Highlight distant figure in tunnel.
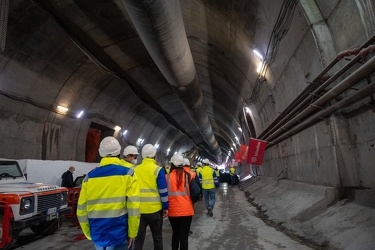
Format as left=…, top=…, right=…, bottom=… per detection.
left=229, top=165, right=236, bottom=186
left=122, top=145, right=139, bottom=168
left=133, top=144, right=169, bottom=250
left=61, top=166, right=75, bottom=188
left=198, top=159, right=220, bottom=217
left=166, top=154, right=195, bottom=250
left=77, top=136, right=140, bottom=250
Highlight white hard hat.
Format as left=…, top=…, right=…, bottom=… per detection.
left=197, top=162, right=202, bottom=166
left=123, top=145, right=139, bottom=156
left=142, top=144, right=156, bottom=158
left=183, top=158, right=190, bottom=166
left=170, top=154, right=184, bottom=166
left=99, top=136, right=121, bottom=157
left=202, top=159, right=210, bottom=164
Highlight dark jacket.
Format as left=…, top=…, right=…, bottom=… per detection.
left=61, top=170, right=74, bottom=188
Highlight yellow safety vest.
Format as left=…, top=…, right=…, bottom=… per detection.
left=201, top=166, right=215, bottom=189
left=134, top=158, right=165, bottom=214
left=121, top=159, right=134, bottom=168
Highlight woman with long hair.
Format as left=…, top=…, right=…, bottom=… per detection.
left=166, top=154, right=194, bottom=250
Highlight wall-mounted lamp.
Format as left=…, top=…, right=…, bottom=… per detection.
left=76, top=110, right=84, bottom=118
left=56, top=105, right=69, bottom=114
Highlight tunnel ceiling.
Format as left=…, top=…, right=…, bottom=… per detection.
left=1, top=0, right=274, bottom=163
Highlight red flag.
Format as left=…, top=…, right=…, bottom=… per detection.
left=247, top=138, right=268, bottom=165
left=235, top=152, right=241, bottom=162
left=239, top=144, right=248, bottom=162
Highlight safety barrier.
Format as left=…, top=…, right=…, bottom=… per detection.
left=65, top=188, right=86, bottom=241
left=65, top=187, right=81, bottom=218
left=0, top=202, right=12, bottom=249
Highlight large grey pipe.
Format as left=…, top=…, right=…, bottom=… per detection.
left=122, top=0, right=222, bottom=161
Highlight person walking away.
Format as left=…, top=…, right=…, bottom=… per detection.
left=229, top=165, right=236, bottom=186
left=122, top=145, right=139, bottom=168
left=195, top=162, right=203, bottom=200
left=133, top=144, right=169, bottom=250
left=167, top=154, right=194, bottom=250
left=77, top=136, right=140, bottom=250
left=198, top=159, right=220, bottom=217
left=214, top=167, right=220, bottom=181
left=61, top=166, right=75, bottom=188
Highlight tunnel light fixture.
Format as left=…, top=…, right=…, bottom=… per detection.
left=154, top=143, right=159, bottom=149
left=238, top=127, right=242, bottom=132
left=174, top=151, right=177, bottom=155
left=167, top=148, right=170, bottom=154
left=122, top=130, right=128, bottom=136
left=137, top=138, right=144, bottom=146
left=256, top=61, right=263, bottom=73
left=114, top=126, right=121, bottom=131
left=245, top=107, right=251, bottom=114
left=76, top=110, right=84, bottom=118
left=56, top=105, right=69, bottom=114
left=230, top=147, right=233, bottom=150
left=253, top=49, right=263, bottom=60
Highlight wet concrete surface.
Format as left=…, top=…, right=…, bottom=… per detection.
left=12, top=183, right=312, bottom=250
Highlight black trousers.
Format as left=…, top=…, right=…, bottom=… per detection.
left=134, top=210, right=163, bottom=250
left=168, top=216, right=193, bottom=250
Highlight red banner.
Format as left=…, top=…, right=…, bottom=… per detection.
left=247, top=138, right=268, bottom=165
left=239, top=144, right=248, bottom=162
left=235, top=152, right=241, bottom=162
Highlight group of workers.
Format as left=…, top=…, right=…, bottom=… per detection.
left=76, top=136, right=220, bottom=250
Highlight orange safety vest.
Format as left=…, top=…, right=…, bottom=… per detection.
left=166, top=169, right=194, bottom=217
left=183, top=166, right=196, bottom=179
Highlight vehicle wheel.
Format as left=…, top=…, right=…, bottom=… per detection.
left=30, top=217, right=63, bottom=236
left=0, top=214, right=17, bottom=250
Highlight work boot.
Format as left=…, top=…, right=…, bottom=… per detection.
left=208, top=208, right=213, bottom=217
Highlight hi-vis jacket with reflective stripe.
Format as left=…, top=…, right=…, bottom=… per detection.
left=121, top=159, right=134, bottom=168
left=166, top=169, right=194, bottom=217
left=134, top=158, right=169, bottom=214
left=77, top=157, right=140, bottom=247
left=198, top=165, right=220, bottom=189
left=230, top=167, right=235, bottom=175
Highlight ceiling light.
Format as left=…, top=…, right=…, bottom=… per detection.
left=256, top=61, right=263, bottom=73
left=122, top=130, right=128, bottom=136
left=238, top=127, right=242, bottom=132
left=154, top=143, right=159, bottom=149
left=253, top=49, right=263, bottom=60
left=76, top=110, right=84, bottom=118
left=56, top=105, right=69, bottom=114
left=114, top=126, right=121, bottom=131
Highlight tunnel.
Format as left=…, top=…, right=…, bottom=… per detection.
left=0, top=0, right=374, bottom=249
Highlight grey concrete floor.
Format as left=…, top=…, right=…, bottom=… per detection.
left=12, top=183, right=312, bottom=250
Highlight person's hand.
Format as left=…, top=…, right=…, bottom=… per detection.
left=163, top=209, right=168, bottom=218
left=127, top=237, right=133, bottom=249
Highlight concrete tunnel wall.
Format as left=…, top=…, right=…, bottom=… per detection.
left=251, top=0, right=375, bottom=190
left=0, top=0, right=374, bottom=191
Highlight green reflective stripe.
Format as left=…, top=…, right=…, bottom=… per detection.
left=127, top=196, right=140, bottom=202
left=160, top=196, right=168, bottom=202
left=154, top=166, right=161, bottom=176
left=159, top=188, right=167, bottom=193
left=140, top=189, right=158, bottom=193
left=169, top=191, right=189, bottom=196
left=202, top=180, right=213, bottom=184
left=77, top=204, right=86, bottom=210
left=77, top=215, right=88, bottom=223
left=140, top=197, right=161, bottom=202
left=87, top=197, right=126, bottom=205
left=88, top=208, right=126, bottom=218
left=127, top=207, right=140, bottom=216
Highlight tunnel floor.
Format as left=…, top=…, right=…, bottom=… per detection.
left=12, top=183, right=312, bottom=250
